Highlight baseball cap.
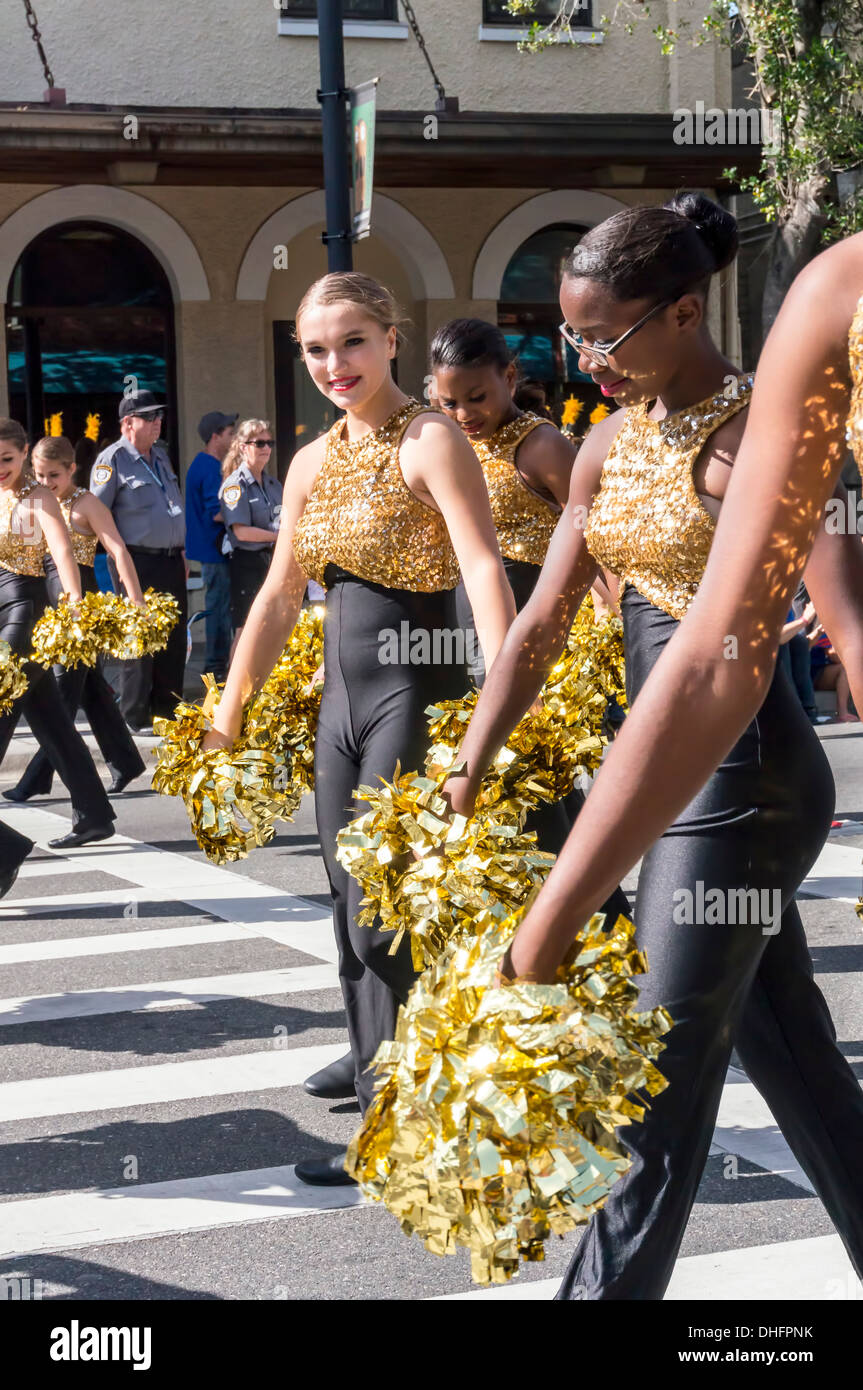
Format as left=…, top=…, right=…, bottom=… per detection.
left=198, top=411, right=239, bottom=443
left=119, top=390, right=166, bottom=421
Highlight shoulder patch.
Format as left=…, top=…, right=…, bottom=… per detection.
left=92, top=463, right=113, bottom=486
left=223, top=484, right=242, bottom=507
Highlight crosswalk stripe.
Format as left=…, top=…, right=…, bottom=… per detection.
left=0, top=1041, right=347, bottom=1122
left=0, top=805, right=339, bottom=964
left=433, top=1233, right=863, bottom=1301
left=0, top=1162, right=365, bottom=1259
left=0, top=922, right=258, bottom=965
left=16, top=858, right=93, bottom=880
left=0, top=962, right=340, bottom=1027
left=714, top=1066, right=821, bottom=1192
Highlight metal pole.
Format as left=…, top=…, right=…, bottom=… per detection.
left=317, top=0, right=353, bottom=273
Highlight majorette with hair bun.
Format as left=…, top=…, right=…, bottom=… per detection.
left=419, top=197, right=863, bottom=1296
left=0, top=419, right=116, bottom=854
left=429, top=314, right=631, bottom=917
left=194, top=270, right=518, bottom=1186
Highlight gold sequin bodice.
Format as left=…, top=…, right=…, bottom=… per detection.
left=585, top=377, right=754, bottom=621
left=0, top=477, right=48, bottom=577
left=472, top=413, right=560, bottom=566
left=848, top=294, right=863, bottom=467
left=293, top=401, right=460, bottom=592
left=61, top=488, right=98, bottom=567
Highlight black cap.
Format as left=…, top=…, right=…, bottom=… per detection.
left=119, top=390, right=166, bottom=421
left=198, top=411, right=239, bottom=444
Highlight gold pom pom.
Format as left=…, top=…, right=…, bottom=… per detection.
left=337, top=766, right=554, bottom=970
left=0, top=641, right=28, bottom=714
left=104, top=589, right=180, bottom=660
left=152, top=606, right=324, bottom=863
left=347, top=908, right=672, bottom=1285
left=30, top=592, right=119, bottom=669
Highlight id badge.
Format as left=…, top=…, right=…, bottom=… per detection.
left=168, top=502, right=182, bottom=516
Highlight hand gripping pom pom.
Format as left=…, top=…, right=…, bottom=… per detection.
left=346, top=908, right=672, bottom=1285
left=336, top=765, right=556, bottom=970
left=30, top=592, right=121, bottom=669
left=152, top=607, right=324, bottom=863
left=0, top=641, right=28, bottom=714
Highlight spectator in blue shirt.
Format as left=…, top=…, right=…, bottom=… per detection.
left=185, top=411, right=237, bottom=680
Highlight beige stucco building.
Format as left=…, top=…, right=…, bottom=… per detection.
left=0, top=0, right=758, bottom=474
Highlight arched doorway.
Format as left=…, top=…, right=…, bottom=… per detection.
left=498, top=222, right=606, bottom=434
left=5, top=221, right=177, bottom=456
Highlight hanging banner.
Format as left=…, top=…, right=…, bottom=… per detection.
left=349, top=78, right=379, bottom=240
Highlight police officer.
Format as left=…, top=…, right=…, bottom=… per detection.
left=219, top=418, right=281, bottom=652
left=90, top=391, right=188, bottom=730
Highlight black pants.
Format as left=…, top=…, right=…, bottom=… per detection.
left=0, top=568, right=114, bottom=831
left=109, top=549, right=188, bottom=726
left=314, top=568, right=464, bottom=1113
left=456, top=558, right=631, bottom=924
left=0, top=818, right=33, bottom=874
left=556, top=589, right=863, bottom=1299
left=14, top=564, right=145, bottom=796
left=229, top=547, right=270, bottom=629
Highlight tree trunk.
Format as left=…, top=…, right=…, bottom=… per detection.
left=761, top=172, right=831, bottom=334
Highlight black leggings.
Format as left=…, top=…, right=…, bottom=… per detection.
left=13, top=564, right=144, bottom=796
left=314, top=567, right=464, bottom=1113
left=455, top=557, right=631, bottom=923
left=0, top=567, right=113, bottom=833
left=557, top=588, right=863, bottom=1299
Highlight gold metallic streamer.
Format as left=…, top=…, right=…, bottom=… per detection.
left=347, top=907, right=672, bottom=1285
left=0, top=640, right=28, bottom=714
left=152, top=606, right=324, bottom=863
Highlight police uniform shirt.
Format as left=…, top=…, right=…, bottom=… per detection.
left=220, top=464, right=282, bottom=553
left=90, top=439, right=185, bottom=550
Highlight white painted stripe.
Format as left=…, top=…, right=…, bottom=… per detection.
left=714, top=1067, right=815, bottom=1192
left=0, top=805, right=339, bottom=964
left=0, top=921, right=259, bottom=965
left=0, top=1162, right=364, bottom=1259
left=0, top=1041, right=347, bottom=1122
left=434, top=1233, right=863, bottom=1301
left=801, top=841, right=863, bottom=903
left=0, top=962, right=340, bottom=1027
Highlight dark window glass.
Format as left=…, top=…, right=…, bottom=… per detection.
left=483, top=1, right=591, bottom=25
left=500, top=223, right=584, bottom=304
left=282, top=1, right=398, bottom=18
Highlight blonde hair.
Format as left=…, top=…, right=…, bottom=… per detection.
left=0, top=418, right=28, bottom=451
left=32, top=435, right=75, bottom=467
left=222, top=418, right=272, bottom=479
left=294, top=272, right=409, bottom=349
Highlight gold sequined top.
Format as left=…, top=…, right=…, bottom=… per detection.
left=848, top=293, right=863, bottom=468
left=471, top=412, right=561, bottom=566
left=0, top=476, right=48, bottom=578
left=293, top=400, right=460, bottom=592
left=61, top=488, right=98, bottom=568
left=584, top=376, right=754, bottom=620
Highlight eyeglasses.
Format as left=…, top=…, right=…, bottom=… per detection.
left=133, top=413, right=164, bottom=423
left=247, top=439, right=274, bottom=449
left=559, top=298, right=676, bottom=368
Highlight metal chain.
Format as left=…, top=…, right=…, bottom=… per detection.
left=399, top=1, right=446, bottom=102
left=21, top=0, right=55, bottom=88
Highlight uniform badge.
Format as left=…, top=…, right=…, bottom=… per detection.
left=223, top=484, right=242, bottom=507
left=92, top=464, right=113, bottom=485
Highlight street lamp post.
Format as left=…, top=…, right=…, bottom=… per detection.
left=317, top=0, right=353, bottom=273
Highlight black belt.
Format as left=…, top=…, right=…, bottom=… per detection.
left=128, top=546, right=184, bottom=557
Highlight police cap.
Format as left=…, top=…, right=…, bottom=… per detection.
left=119, top=390, right=167, bottom=421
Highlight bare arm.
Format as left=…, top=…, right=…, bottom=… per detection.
left=76, top=493, right=145, bottom=605
left=503, top=236, right=862, bottom=981
left=29, top=489, right=82, bottom=601
left=207, top=440, right=324, bottom=744
left=802, top=485, right=863, bottom=710
left=400, top=413, right=516, bottom=669
left=445, top=414, right=621, bottom=800
left=515, top=421, right=577, bottom=508
left=231, top=525, right=278, bottom=545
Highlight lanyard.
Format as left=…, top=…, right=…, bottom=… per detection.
left=138, top=453, right=166, bottom=492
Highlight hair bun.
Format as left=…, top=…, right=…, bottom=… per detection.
left=664, top=191, right=738, bottom=272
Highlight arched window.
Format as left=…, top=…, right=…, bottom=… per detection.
left=498, top=222, right=606, bottom=435
left=5, top=221, right=177, bottom=457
